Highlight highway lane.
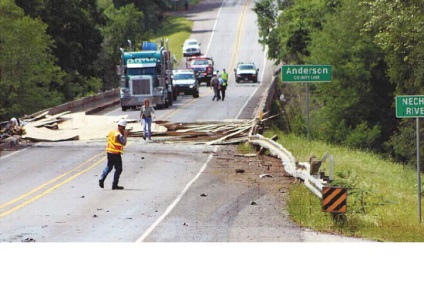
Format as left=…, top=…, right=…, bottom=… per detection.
left=0, top=0, right=272, bottom=242
left=0, top=0, right=366, bottom=243
left=0, top=139, right=219, bottom=241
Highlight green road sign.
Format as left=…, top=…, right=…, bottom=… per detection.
left=282, top=65, right=332, bottom=82
left=396, top=95, right=424, bottom=118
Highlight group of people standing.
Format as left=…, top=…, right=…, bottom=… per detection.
left=210, top=69, right=228, bottom=101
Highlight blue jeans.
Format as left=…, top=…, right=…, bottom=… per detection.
left=143, top=117, right=152, bottom=139
left=100, top=153, right=122, bottom=186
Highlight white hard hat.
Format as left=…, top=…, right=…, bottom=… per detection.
left=118, top=119, right=127, bottom=127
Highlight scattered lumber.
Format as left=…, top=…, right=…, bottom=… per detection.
left=2, top=112, right=256, bottom=146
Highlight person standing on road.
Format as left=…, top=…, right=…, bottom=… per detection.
left=140, top=98, right=155, bottom=140
left=218, top=75, right=223, bottom=98
left=184, top=0, right=189, bottom=11
left=99, top=119, right=129, bottom=190
left=210, top=72, right=221, bottom=101
left=220, top=68, right=228, bottom=101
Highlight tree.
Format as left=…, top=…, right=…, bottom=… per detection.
left=362, top=0, right=424, bottom=166
left=362, top=0, right=424, bottom=95
left=14, top=0, right=44, bottom=16
left=15, top=0, right=106, bottom=101
left=0, top=0, right=63, bottom=120
left=113, top=0, right=170, bottom=34
left=254, top=0, right=331, bottom=64
left=98, top=4, right=146, bottom=89
left=252, top=0, right=282, bottom=62
left=306, top=0, right=395, bottom=150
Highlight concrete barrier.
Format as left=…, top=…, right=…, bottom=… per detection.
left=30, top=89, right=119, bottom=118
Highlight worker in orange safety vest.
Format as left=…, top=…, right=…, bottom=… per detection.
left=98, top=119, right=129, bottom=190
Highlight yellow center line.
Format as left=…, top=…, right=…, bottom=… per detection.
left=0, top=156, right=106, bottom=217
left=160, top=97, right=197, bottom=120
left=0, top=151, right=104, bottom=210
left=0, top=1, right=252, bottom=218
left=0, top=146, right=122, bottom=218
left=227, top=0, right=251, bottom=80
left=161, top=89, right=215, bottom=120
left=163, top=1, right=250, bottom=121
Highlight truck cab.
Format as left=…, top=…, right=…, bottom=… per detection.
left=118, top=42, right=175, bottom=111
left=186, top=56, right=214, bottom=86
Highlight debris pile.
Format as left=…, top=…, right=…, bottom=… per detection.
left=0, top=117, right=26, bottom=150
left=148, top=119, right=253, bottom=145
left=1, top=111, right=254, bottom=149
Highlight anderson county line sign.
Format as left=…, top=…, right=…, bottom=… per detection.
left=396, top=95, right=424, bottom=118
left=282, top=65, right=332, bottom=82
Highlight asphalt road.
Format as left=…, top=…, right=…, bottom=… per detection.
left=0, top=0, right=369, bottom=243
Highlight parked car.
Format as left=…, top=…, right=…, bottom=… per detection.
left=234, top=62, right=259, bottom=83
left=172, top=69, right=199, bottom=98
left=182, top=39, right=201, bottom=57
left=186, top=56, right=214, bottom=86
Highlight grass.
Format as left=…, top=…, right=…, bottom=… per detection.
left=263, top=126, right=424, bottom=242
left=151, top=16, right=193, bottom=63
left=145, top=0, right=202, bottom=62
left=100, top=1, right=424, bottom=242
left=97, top=0, right=193, bottom=63
left=146, top=7, right=424, bottom=242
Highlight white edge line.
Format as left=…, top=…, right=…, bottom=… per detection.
left=136, top=2, right=226, bottom=242
left=0, top=144, right=33, bottom=160
left=205, top=1, right=225, bottom=55
left=135, top=146, right=218, bottom=242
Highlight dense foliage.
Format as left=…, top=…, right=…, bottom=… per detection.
left=0, top=1, right=63, bottom=118
left=0, top=0, right=174, bottom=120
left=254, top=0, right=424, bottom=168
left=3, top=0, right=423, bottom=168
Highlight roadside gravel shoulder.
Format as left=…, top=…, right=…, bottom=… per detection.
left=166, top=0, right=372, bottom=242
left=211, top=144, right=373, bottom=242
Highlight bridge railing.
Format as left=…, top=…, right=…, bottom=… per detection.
left=29, top=89, right=119, bottom=118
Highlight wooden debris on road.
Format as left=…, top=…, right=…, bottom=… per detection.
left=259, top=174, right=273, bottom=178
left=234, top=153, right=257, bottom=157
left=155, top=119, right=253, bottom=145
left=3, top=111, right=254, bottom=146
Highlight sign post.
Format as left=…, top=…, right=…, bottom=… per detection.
left=396, top=95, right=424, bottom=223
left=281, top=65, right=332, bottom=140
left=171, top=0, right=179, bottom=12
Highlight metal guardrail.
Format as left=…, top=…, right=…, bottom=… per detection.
left=248, top=133, right=324, bottom=199
left=249, top=70, right=325, bottom=198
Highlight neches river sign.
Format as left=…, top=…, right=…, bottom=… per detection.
left=282, top=65, right=332, bottom=82
left=395, top=95, right=424, bottom=223
left=396, top=96, right=424, bottom=118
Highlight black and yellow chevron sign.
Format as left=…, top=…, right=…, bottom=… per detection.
left=322, top=187, right=347, bottom=213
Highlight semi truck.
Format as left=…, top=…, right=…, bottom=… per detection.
left=118, top=40, right=175, bottom=111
